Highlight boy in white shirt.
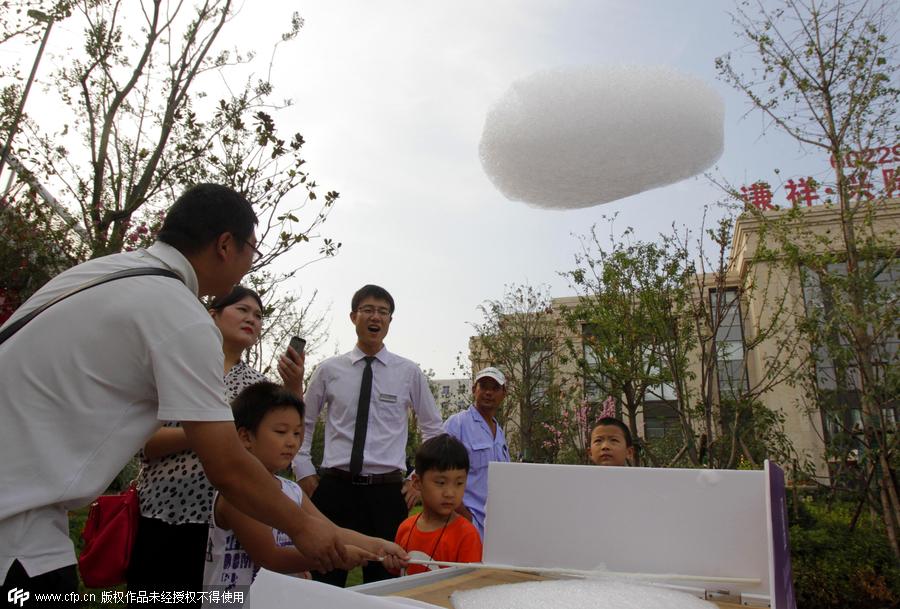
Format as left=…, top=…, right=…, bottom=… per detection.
left=203, top=382, right=407, bottom=605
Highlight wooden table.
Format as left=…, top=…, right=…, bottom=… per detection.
left=375, top=568, right=748, bottom=609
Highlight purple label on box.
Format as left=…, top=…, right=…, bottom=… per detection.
left=768, top=462, right=796, bottom=609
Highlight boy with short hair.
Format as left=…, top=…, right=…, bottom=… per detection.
left=587, top=417, right=634, bottom=467
left=394, top=434, right=483, bottom=576
left=203, top=382, right=407, bottom=604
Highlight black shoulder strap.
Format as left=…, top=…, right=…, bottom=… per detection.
left=0, top=267, right=182, bottom=346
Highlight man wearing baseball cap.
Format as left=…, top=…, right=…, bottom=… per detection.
left=443, top=367, right=511, bottom=539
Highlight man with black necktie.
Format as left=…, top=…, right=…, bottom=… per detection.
left=292, top=284, right=444, bottom=586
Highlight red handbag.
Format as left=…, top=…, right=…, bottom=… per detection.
left=78, top=483, right=140, bottom=588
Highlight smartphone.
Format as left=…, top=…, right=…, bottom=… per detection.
left=288, top=336, right=306, bottom=356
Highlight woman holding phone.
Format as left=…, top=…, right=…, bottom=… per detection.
left=126, top=285, right=305, bottom=602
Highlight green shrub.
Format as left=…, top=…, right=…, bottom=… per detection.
left=790, top=499, right=900, bottom=609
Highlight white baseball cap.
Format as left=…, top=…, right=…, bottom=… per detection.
left=474, top=367, right=506, bottom=387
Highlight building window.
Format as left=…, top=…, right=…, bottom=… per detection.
left=885, top=407, right=898, bottom=430
left=801, top=259, right=899, bottom=442
left=581, top=324, right=605, bottom=403
left=528, top=337, right=554, bottom=405
left=643, top=401, right=680, bottom=440
left=710, top=288, right=749, bottom=399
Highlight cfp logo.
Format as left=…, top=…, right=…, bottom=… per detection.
left=7, top=588, right=29, bottom=607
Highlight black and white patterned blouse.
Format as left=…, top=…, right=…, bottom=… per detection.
left=137, top=361, right=267, bottom=524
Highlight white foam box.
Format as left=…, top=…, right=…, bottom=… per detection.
left=357, top=460, right=795, bottom=609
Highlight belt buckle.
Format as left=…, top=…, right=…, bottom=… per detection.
left=351, top=473, right=372, bottom=485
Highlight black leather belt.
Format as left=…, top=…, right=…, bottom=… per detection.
left=320, top=467, right=405, bottom=486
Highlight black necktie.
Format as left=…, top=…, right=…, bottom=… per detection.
left=349, top=356, right=376, bottom=476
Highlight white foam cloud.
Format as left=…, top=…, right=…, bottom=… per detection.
left=479, top=65, right=724, bottom=209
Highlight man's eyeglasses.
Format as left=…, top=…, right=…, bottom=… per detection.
left=245, top=239, right=263, bottom=263
left=357, top=305, right=392, bottom=317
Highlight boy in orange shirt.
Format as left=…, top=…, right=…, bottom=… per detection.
left=395, top=434, right=483, bottom=575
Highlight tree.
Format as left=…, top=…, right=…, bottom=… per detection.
left=560, top=222, right=690, bottom=467
left=562, top=212, right=808, bottom=470
left=0, top=186, right=82, bottom=323
left=542, top=396, right=615, bottom=465
left=0, top=2, right=72, bottom=49
left=469, top=284, right=571, bottom=462
left=717, top=0, right=900, bottom=557
left=1, top=1, right=340, bottom=361
left=244, top=284, right=331, bottom=376
left=669, top=209, right=808, bottom=471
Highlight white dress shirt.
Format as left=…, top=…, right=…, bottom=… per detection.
left=0, top=242, right=232, bottom=580
left=292, top=345, right=443, bottom=479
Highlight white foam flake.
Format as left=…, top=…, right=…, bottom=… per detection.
left=478, top=65, right=724, bottom=209
left=451, top=579, right=718, bottom=609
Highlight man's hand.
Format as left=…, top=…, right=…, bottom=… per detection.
left=288, top=519, right=347, bottom=573
left=401, top=479, right=420, bottom=510
left=369, top=539, right=410, bottom=573
left=341, top=544, right=378, bottom=570
left=299, top=474, right=319, bottom=498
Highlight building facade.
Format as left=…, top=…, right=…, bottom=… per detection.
left=470, top=199, right=899, bottom=477
left=432, top=378, right=471, bottom=417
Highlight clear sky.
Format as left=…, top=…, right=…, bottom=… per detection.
left=4, top=1, right=841, bottom=377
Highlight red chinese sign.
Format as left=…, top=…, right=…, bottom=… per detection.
left=741, top=144, right=899, bottom=210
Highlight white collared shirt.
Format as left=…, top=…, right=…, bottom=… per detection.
left=0, top=242, right=232, bottom=580
left=292, top=345, right=443, bottom=478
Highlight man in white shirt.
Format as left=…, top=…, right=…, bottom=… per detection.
left=293, top=284, right=444, bottom=586
left=0, top=184, right=354, bottom=602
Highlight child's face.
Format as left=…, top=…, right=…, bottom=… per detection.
left=414, top=468, right=468, bottom=519
left=588, top=425, right=633, bottom=466
left=239, top=407, right=304, bottom=473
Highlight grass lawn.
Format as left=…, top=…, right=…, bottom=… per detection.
left=346, top=567, right=363, bottom=587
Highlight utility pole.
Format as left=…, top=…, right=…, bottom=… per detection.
left=0, top=10, right=55, bottom=182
